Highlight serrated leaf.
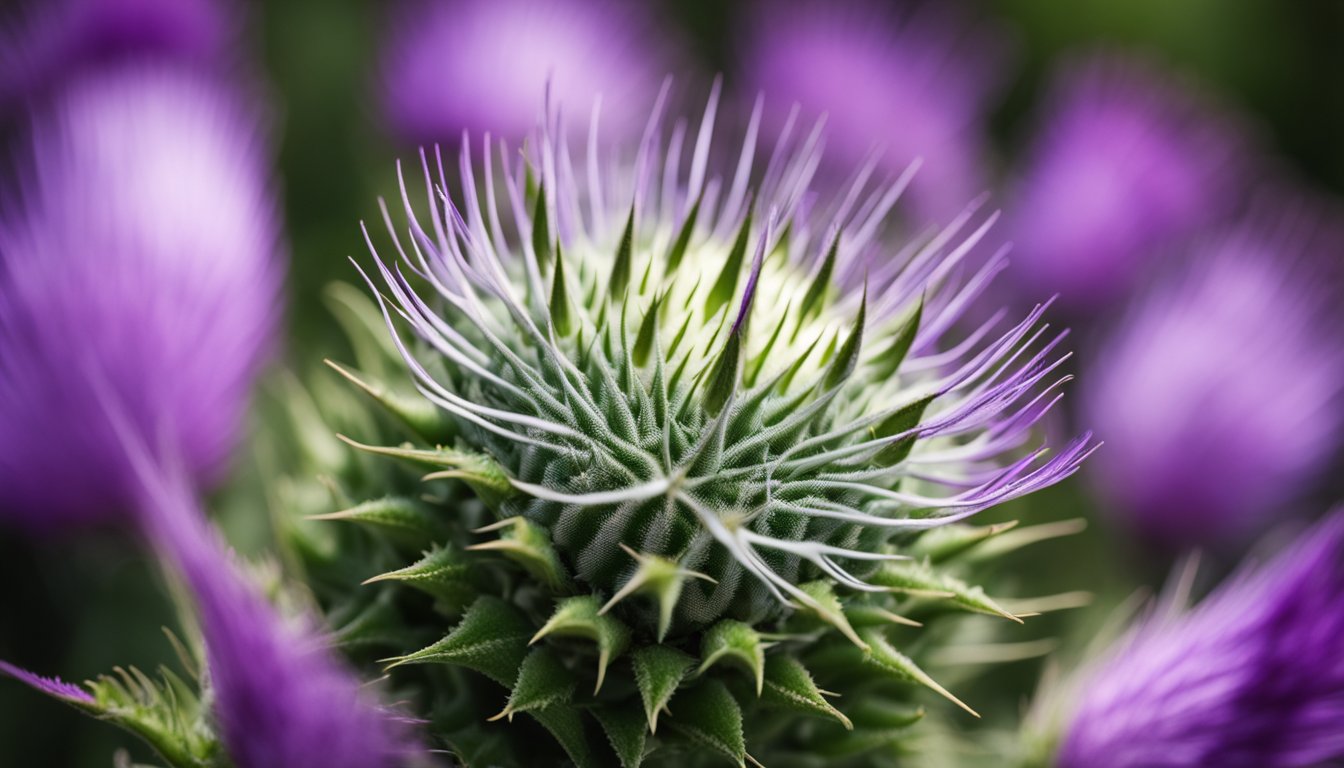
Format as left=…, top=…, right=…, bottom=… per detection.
left=859, top=627, right=977, bottom=717
left=632, top=645, right=694, bottom=733
left=705, top=212, right=753, bottom=319
left=697, top=621, right=765, bottom=695
left=468, top=517, right=570, bottom=592
left=532, top=596, right=631, bottom=693
left=871, top=562, right=1022, bottom=623
left=760, top=655, right=851, bottom=729
left=870, top=395, right=934, bottom=467
left=390, top=596, right=531, bottom=685
left=529, top=704, right=601, bottom=768
left=306, top=496, right=446, bottom=542
left=492, top=647, right=574, bottom=722
left=363, top=545, right=474, bottom=604
left=665, top=680, right=746, bottom=767
left=594, top=705, right=649, bottom=768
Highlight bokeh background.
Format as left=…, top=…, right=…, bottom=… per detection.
left=2, top=0, right=1342, bottom=763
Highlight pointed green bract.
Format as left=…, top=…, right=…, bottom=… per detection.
left=493, top=647, right=574, bottom=722
left=307, top=496, right=446, bottom=542
left=468, top=517, right=570, bottom=592
left=860, top=628, right=977, bottom=718
left=632, top=645, right=694, bottom=733
left=697, top=620, right=766, bottom=696
left=760, top=656, right=851, bottom=729
left=593, top=705, right=650, bottom=768
left=391, top=596, right=532, bottom=686
left=363, top=545, right=474, bottom=604
left=532, top=596, right=631, bottom=693
left=665, top=680, right=748, bottom=767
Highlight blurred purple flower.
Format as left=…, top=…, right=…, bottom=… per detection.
left=0, top=66, right=281, bottom=530
left=1058, top=510, right=1344, bottom=768
left=0, top=0, right=234, bottom=109
left=1008, top=56, right=1245, bottom=307
left=379, top=0, right=677, bottom=145
left=1083, top=204, right=1343, bottom=548
left=737, top=0, right=1010, bottom=223
left=0, top=661, right=95, bottom=705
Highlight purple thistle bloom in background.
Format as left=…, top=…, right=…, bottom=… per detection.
left=1083, top=203, right=1343, bottom=548
left=737, top=0, right=1011, bottom=223
left=1057, top=510, right=1344, bottom=767
left=379, top=0, right=679, bottom=146
left=0, top=0, right=234, bottom=109
left=1008, top=55, right=1246, bottom=308
left=0, top=65, right=281, bottom=529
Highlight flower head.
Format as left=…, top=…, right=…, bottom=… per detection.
left=737, top=0, right=1011, bottom=223
left=0, top=65, right=281, bottom=529
left=0, top=0, right=234, bottom=108
left=1008, top=55, right=1246, bottom=307
left=1057, top=510, right=1344, bottom=768
left=379, top=0, right=679, bottom=146
left=1083, top=202, right=1343, bottom=547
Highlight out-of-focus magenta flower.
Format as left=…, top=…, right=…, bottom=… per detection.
left=0, top=66, right=281, bottom=529
left=0, top=0, right=234, bottom=109
left=1057, top=510, right=1344, bottom=767
left=1083, top=206, right=1343, bottom=548
left=737, top=0, right=1010, bottom=223
left=379, top=0, right=677, bottom=145
left=1008, top=56, right=1245, bottom=307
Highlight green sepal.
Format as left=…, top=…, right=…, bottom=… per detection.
left=664, top=194, right=702, bottom=274
left=337, top=435, right=514, bottom=508
left=705, top=212, right=753, bottom=319
left=665, top=680, right=748, bottom=767
left=532, top=596, right=631, bottom=693
left=760, top=655, right=851, bottom=729
left=608, top=204, right=636, bottom=302
left=703, top=326, right=742, bottom=418
left=363, top=545, right=475, bottom=605
left=532, top=182, right=552, bottom=270
left=632, top=645, right=695, bottom=733
left=696, top=620, right=766, bottom=696
left=795, top=581, right=866, bottom=649
left=551, top=242, right=577, bottom=337
left=872, top=295, right=923, bottom=378
left=492, top=646, right=574, bottom=722
left=822, top=288, right=865, bottom=391
left=306, top=496, right=447, bottom=543
left=601, top=546, right=711, bottom=642
left=871, top=561, right=1022, bottom=623
left=859, top=627, right=977, bottom=718
left=468, top=517, right=570, bottom=592
left=797, top=231, right=838, bottom=326
left=389, top=595, right=531, bottom=686
left=870, top=395, right=934, bottom=467
left=593, top=705, right=650, bottom=768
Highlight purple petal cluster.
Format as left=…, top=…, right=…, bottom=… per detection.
left=0, top=66, right=281, bottom=529
left=0, top=0, right=234, bottom=108
left=379, top=0, right=677, bottom=145
left=737, top=0, right=1010, bottom=223
left=1058, top=510, right=1344, bottom=768
left=1008, top=55, right=1245, bottom=307
left=1083, top=207, right=1343, bottom=547
left=130, top=459, right=415, bottom=768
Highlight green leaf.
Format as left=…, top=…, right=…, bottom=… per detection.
left=664, top=194, right=702, bottom=274
left=795, top=581, right=865, bottom=649
left=467, top=517, right=570, bottom=592
left=389, top=596, right=532, bottom=686
left=665, top=680, right=747, bottom=767
left=593, top=705, right=650, bottom=768
left=609, top=204, right=636, bottom=302
left=336, top=435, right=515, bottom=507
left=870, top=562, right=1022, bottom=623
left=632, top=293, right=662, bottom=369
left=797, top=231, right=838, bottom=326
left=492, top=647, right=574, bottom=722
left=859, top=627, right=977, bottom=718
left=532, top=596, right=631, bottom=693
left=600, top=546, right=712, bottom=642
left=823, top=289, right=865, bottom=390
left=551, top=242, right=576, bottom=337
left=870, top=395, right=934, bottom=467
left=532, top=182, right=552, bottom=270
left=873, top=296, right=923, bottom=378
left=705, top=212, right=753, bottom=319
left=632, top=645, right=694, bottom=733
left=760, top=655, right=851, bottom=729
left=363, top=546, right=475, bottom=604
left=696, top=621, right=765, bottom=696
left=306, top=496, right=446, bottom=543
left=529, top=704, right=601, bottom=768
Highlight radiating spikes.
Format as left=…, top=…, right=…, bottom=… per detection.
left=798, top=228, right=839, bottom=326
left=706, top=211, right=754, bottom=320
left=608, top=204, right=636, bottom=303
left=688, top=75, right=722, bottom=203
left=549, top=243, right=576, bottom=337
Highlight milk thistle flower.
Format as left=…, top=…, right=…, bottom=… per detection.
left=379, top=0, right=679, bottom=146
left=0, top=66, right=280, bottom=528
left=1053, top=510, right=1344, bottom=768
left=0, top=0, right=234, bottom=109
left=1083, top=203, right=1343, bottom=548
left=737, top=0, right=1011, bottom=223
left=1007, top=55, right=1245, bottom=307
left=299, top=84, right=1094, bottom=766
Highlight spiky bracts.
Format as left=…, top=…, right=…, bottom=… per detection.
left=307, top=90, right=1093, bottom=766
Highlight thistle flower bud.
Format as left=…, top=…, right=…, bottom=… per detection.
left=0, top=66, right=281, bottom=528
left=379, top=0, right=679, bottom=146
left=0, top=0, right=235, bottom=108
left=1008, top=55, right=1247, bottom=307
left=1054, top=511, right=1344, bottom=768
left=1083, top=203, right=1343, bottom=548
left=737, top=0, right=1010, bottom=223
